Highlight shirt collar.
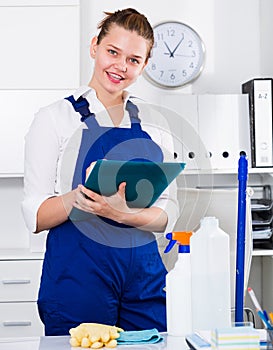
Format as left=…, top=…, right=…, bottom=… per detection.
left=72, top=85, right=93, bottom=100
left=73, top=86, right=132, bottom=107
left=72, top=86, right=135, bottom=126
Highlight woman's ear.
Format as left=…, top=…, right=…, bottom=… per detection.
left=90, top=36, right=98, bottom=58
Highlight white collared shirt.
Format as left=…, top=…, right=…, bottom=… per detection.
left=22, top=86, right=179, bottom=233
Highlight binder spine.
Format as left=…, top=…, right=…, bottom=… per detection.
left=242, top=78, right=273, bottom=168
left=242, top=80, right=256, bottom=167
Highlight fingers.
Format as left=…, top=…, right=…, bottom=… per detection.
left=117, top=182, right=126, bottom=197
left=73, top=185, right=97, bottom=212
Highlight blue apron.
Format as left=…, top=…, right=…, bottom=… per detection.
left=37, top=96, right=167, bottom=336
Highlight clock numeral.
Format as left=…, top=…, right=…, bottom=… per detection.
left=170, top=73, right=176, bottom=80
left=167, top=29, right=175, bottom=37
left=189, top=62, right=194, bottom=68
left=157, top=33, right=164, bottom=41
left=192, top=50, right=196, bottom=57
left=151, top=63, right=157, bottom=70
left=188, top=40, right=193, bottom=48
left=182, top=70, right=187, bottom=77
left=160, top=70, right=164, bottom=78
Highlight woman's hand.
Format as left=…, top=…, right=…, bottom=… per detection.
left=73, top=183, right=168, bottom=232
left=73, top=182, right=131, bottom=222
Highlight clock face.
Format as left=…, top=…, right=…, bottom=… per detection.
left=144, top=21, right=205, bottom=88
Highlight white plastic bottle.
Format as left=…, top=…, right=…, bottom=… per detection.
left=190, top=217, right=231, bottom=331
left=165, top=231, right=193, bottom=336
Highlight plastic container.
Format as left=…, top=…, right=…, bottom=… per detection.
left=190, top=217, right=231, bottom=331
left=165, top=231, right=193, bottom=336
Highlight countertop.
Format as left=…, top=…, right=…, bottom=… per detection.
left=0, top=334, right=190, bottom=350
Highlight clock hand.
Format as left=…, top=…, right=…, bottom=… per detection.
left=175, top=54, right=194, bottom=57
left=171, top=35, right=184, bottom=56
left=175, top=51, right=196, bottom=58
left=164, top=41, right=174, bottom=58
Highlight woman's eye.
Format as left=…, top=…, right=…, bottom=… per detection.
left=108, top=49, right=117, bottom=55
left=130, top=58, right=139, bottom=64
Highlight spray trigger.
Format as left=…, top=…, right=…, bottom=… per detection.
left=164, top=233, right=177, bottom=253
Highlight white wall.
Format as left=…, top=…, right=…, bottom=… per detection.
left=80, top=0, right=273, bottom=103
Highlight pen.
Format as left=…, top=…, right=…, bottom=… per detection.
left=248, top=287, right=273, bottom=330
left=269, top=312, right=273, bottom=325
left=264, top=309, right=270, bottom=323
left=258, top=310, right=273, bottom=330
left=247, top=287, right=262, bottom=311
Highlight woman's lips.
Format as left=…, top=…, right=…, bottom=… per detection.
left=107, top=71, right=125, bottom=83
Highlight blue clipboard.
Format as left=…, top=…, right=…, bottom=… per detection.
left=84, top=159, right=185, bottom=208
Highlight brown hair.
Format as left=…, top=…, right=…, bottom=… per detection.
left=97, top=8, right=154, bottom=62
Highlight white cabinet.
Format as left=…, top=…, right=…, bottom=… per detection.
left=0, top=1, right=80, bottom=175
left=0, top=260, right=42, bottom=302
left=0, top=302, right=43, bottom=338
left=0, top=1, right=80, bottom=89
left=0, top=89, right=75, bottom=175
left=0, top=252, right=44, bottom=337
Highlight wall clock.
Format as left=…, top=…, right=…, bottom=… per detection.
left=144, top=21, right=205, bottom=88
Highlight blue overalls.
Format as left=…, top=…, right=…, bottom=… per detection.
left=37, top=96, right=168, bottom=336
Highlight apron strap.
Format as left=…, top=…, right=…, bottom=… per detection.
left=125, top=99, right=142, bottom=132
left=65, top=95, right=94, bottom=122
left=65, top=94, right=142, bottom=131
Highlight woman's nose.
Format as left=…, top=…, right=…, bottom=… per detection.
left=116, top=58, right=127, bottom=73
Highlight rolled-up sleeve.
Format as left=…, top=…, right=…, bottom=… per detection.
left=22, top=106, right=60, bottom=232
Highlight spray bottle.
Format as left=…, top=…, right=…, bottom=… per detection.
left=190, top=217, right=231, bottom=331
left=165, top=231, right=193, bottom=336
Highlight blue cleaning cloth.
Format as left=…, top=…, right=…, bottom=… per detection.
left=117, top=328, right=163, bottom=345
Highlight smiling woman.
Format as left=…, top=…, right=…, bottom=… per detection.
left=89, top=11, right=153, bottom=114
left=22, top=8, right=179, bottom=336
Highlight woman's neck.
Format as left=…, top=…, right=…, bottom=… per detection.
left=88, top=82, right=125, bottom=126
left=88, top=80, right=124, bottom=108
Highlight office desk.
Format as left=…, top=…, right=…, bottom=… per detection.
left=0, top=334, right=190, bottom=350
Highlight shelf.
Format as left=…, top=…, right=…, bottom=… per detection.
left=181, top=167, right=273, bottom=176
left=1, top=168, right=272, bottom=178
left=249, top=168, right=273, bottom=175
left=0, top=173, right=23, bottom=178
left=0, top=249, right=44, bottom=260
left=252, top=249, right=273, bottom=257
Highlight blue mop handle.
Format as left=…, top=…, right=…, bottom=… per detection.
left=235, top=154, right=248, bottom=323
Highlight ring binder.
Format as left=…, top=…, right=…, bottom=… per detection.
left=242, top=78, right=273, bottom=168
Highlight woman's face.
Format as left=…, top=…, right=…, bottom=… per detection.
left=90, top=24, right=149, bottom=95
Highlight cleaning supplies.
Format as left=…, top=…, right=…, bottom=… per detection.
left=165, top=231, right=193, bottom=336
left=69, top=323, right=124, bottom=348
left=191, top=217, right=231, bottom=331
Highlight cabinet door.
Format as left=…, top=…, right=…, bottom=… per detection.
left=0, top=302, right=44, bottom=337
left=0, top=3, right=79, bottom=89
left=0, top=260, right=43, bottom=301
left=0, top=89, right=74, bottom=174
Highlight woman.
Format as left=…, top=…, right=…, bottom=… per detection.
left=22, top=8, right=179, bottom=336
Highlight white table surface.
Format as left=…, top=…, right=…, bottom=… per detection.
left=0, top=334, right=190, bottom=350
